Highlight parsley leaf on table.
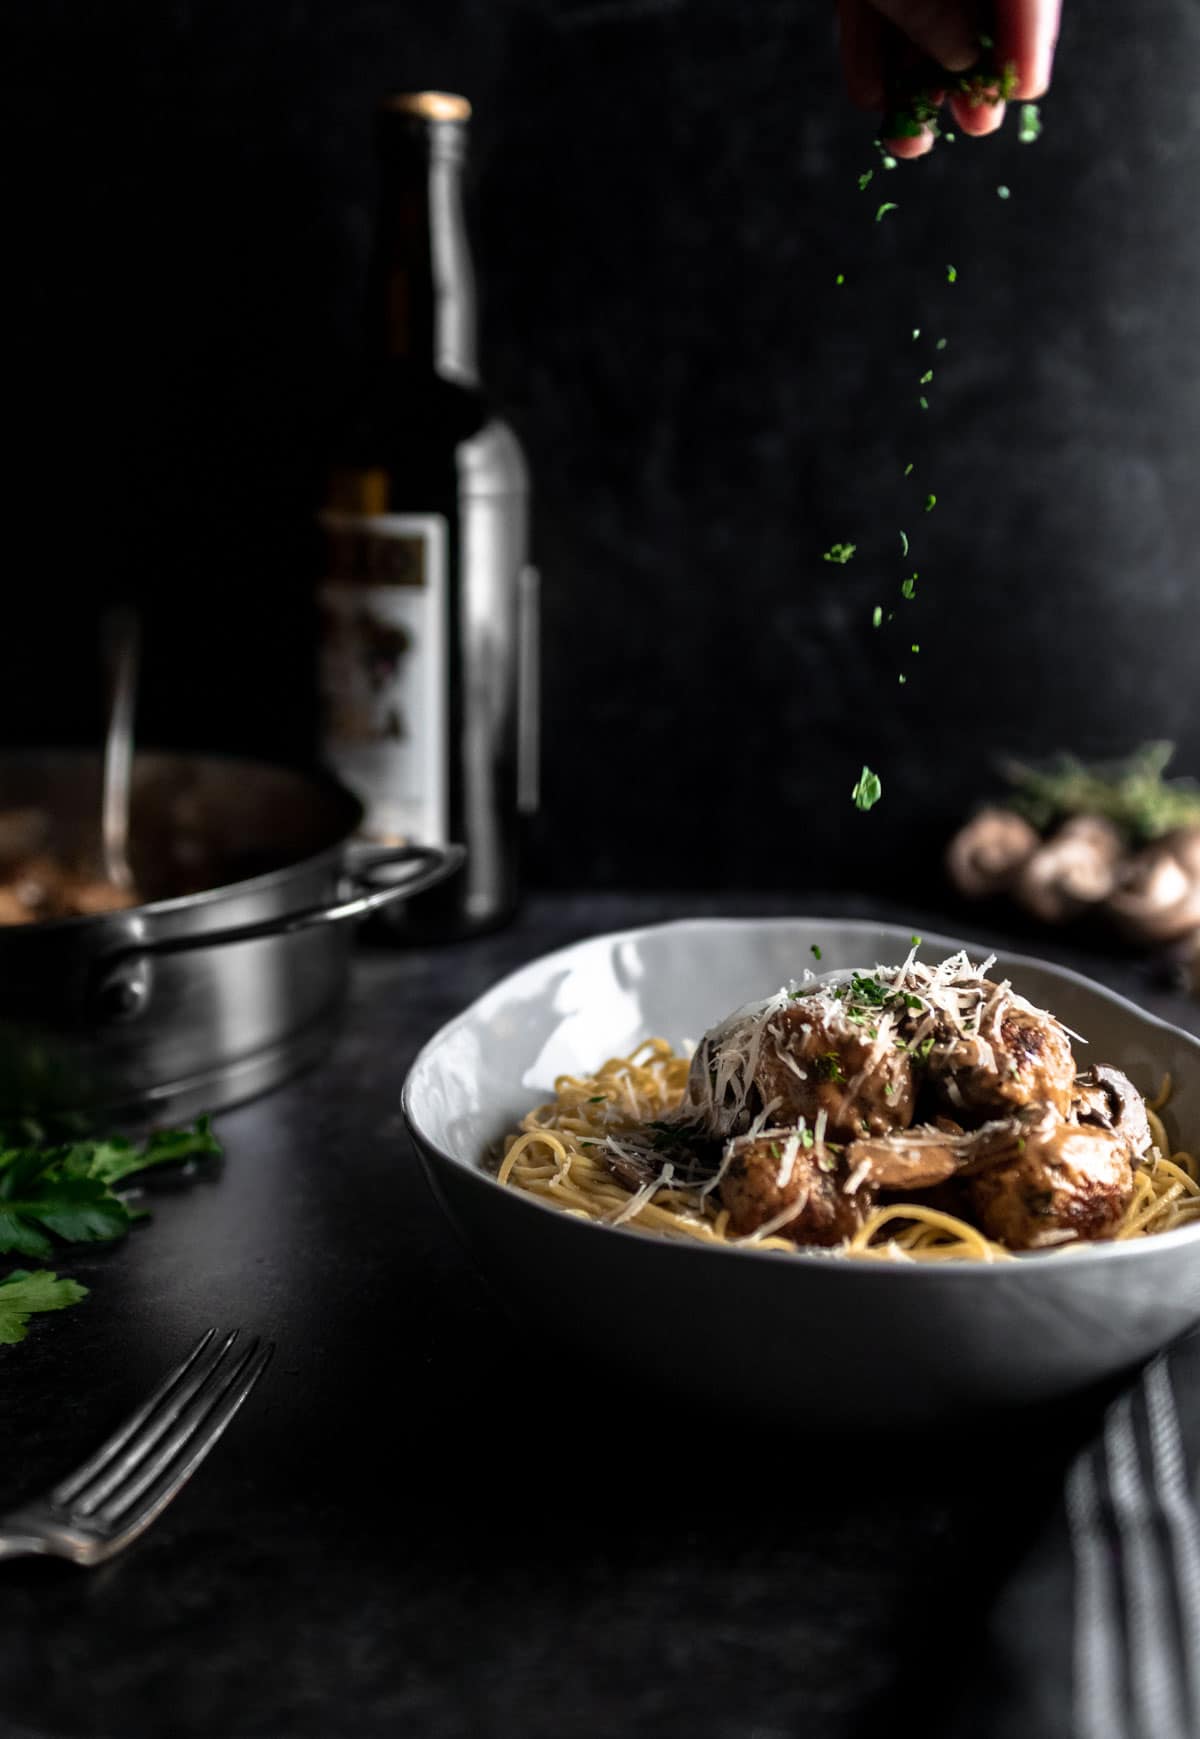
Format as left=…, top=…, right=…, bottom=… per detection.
left=0, top=1269, right=88, bottom=1345
left=0, top=1119, right=220, bottom=1258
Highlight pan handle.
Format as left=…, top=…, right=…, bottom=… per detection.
left=88, top=843, right=465, bottom=1019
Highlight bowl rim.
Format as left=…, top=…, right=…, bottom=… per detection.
left=402, top=914, right=1200, bottom=1277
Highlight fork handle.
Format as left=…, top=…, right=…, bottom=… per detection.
left=0, top=1530, right=47, bottom=1561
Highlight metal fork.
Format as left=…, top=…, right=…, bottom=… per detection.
left=0, top=1328, right=273, bottom=1565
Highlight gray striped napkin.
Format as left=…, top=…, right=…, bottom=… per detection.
left=941, top=1333, right=1200, bottom=1739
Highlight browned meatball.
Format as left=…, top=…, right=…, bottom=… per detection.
left=718, top=1131, right=870, bottom=1246
left=751, top=1002, right=916, bottom=1143
left=967, top=1112, right=1134, bottom=1249
left=931, top=995, right=1076, bottom=1118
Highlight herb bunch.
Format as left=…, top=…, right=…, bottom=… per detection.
left=0, top=1120, right=220, bottom=1344
left=1003, top=743, right=1200, bottom=843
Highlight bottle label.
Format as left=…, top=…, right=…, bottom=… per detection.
left=318, top=511, right=449, bottom=846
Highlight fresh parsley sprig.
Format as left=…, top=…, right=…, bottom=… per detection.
left=0, top=1120, right=220, bottom=1345
left=0, top=1270, right=89, bottom=1346
left=0, top=1120, right=220, bottom=1260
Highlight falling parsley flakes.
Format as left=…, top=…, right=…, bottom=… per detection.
left=997, top=185, right=1011, bottom=199
left=935, top=338, right=947, bottom=351
left=835, top=273, right=845, bottom=285
left=823, top=542, right=856, bottom=564
left=903, top=462, right=913, bottom=476
left=901, top=576, right=917, bottom=599
left=920, top=370, right=933, bottom=384
left=946, top=264, right=958, bottom=283
left=810, top=944, right=822, bottom=960
left=1020, top=103, right=1042, bottom=143
left=875, top=202, right=898, bottom=222
left=899, top=531, right=909, bottom=556
left=924, top=493, right=937, bottom=513
left=858, top=170, right=874, bottom=191
left=852, top=766, right=882, bottom=811
left=872, top=606, right=882, bottom=628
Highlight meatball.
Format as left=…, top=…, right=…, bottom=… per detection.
left=967, top=1111, right=1134, bottom=1249
left=930, top=992, right=1076, bottom=1118
left=718, top=1131, right=869, bottom=1246
left=750, top=1001, right=916, bottom=1143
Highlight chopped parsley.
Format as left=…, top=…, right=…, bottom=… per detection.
left=997, top=185, right=1011, bottom=199
left=918, top=396, right=929, bottom=410
left=858, top=170, right=874, bottom=191
left=911, top=643, right=920, bottom=653
left=823, top=542, right=856, bottom=564
left=872, top=605, right=882, bottom=628
left=815, top=1053, right=846, bottom=1084
left=851, top=766, right=882, bottom=811
left=901, top=576, right=917, bottom=599
left=836, top=272, right=845, bottom=285
left=924, top=493, right=937, bottom=512
left=920, top=370, right=933, bottom=384
left=810, top=944, right=822, bottom=960
left=903, top=462, right=913, bottom=476
left=946, top=264, right=958, bottom=283
left=588, top=1095, right=606, bottom=1103
left=1019, top=104, right=1042, bottom=143
left=899, top=531, right=909, bottom=557
left=875, top=201, right=898, bottom=222
left=936, top=338, right=947, bottom=351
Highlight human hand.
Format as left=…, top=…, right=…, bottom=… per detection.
left=837, top=1, right=1062, bottom=157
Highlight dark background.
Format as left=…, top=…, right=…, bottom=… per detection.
left=4, top=0, right=1198, bottom=897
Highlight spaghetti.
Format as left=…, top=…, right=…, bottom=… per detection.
left=496, top=1042, right=1199, bottom=1263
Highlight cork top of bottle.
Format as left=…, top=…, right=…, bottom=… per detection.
left=384, top=92, right=472, bottom=122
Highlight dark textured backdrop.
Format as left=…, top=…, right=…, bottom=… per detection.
left=4, top=0, right=1198, bottom=896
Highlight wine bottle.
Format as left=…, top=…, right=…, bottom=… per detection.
left=318, top=91, right=537, bottom=939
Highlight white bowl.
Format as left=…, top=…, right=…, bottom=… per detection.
left=403, top=918, right=1200, bottom=1427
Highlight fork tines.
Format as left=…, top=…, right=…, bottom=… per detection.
left=52, top=1328, right=274, bottom=1535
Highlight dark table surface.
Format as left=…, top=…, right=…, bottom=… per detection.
left=2, top=890, right=1197, bottom=1739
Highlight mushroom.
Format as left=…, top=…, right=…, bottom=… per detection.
left=1106, top=826, right=1200, bottom=944
left=1012, top=814, right=1125, bottom=925
left=946, top=808, right=1040, bottom=899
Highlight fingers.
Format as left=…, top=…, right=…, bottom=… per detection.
left=837, top=0, right=886, bottom=111
left=884, top=130, right=937, bottom=158
left=995, top=0, right=1062, bottom=98
left=866, top=0, right=979, bottom=73
left=948, top=92, right=1006, bottom=136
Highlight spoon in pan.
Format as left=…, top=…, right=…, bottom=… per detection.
left=101, top=606, right=140, bottom=894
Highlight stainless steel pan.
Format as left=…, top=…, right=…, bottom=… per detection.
left=0, top=750, right=462, bottom=1128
